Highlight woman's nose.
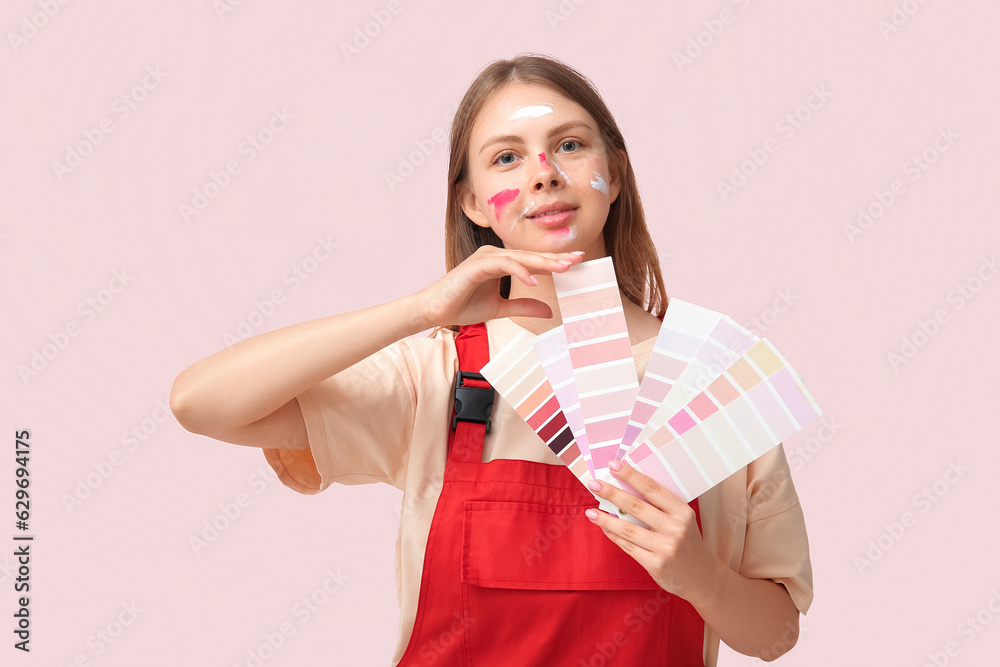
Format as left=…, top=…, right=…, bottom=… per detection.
left=532, top=152, right=563, bottom=191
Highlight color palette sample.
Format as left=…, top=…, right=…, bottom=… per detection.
left=480, top=258, right=822, bottom=521
left=552, top=256, right=639, bottom=473
left=620, top=299, right=725, bottom=459
left=626, top=309, right=760, bottom=459
left=480, top=331, right=594, bottom=486
left=531, top=326, right=593, bottom=477
left=618, top=339, right=821, bottom=502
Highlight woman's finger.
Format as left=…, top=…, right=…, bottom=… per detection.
left=584, top=508, right=668, bottom=580
left=587, top=478, right=668, bottom=532
left=497, top=297, right=553, bottom=320
left=608, top=462, right=691, bottom=519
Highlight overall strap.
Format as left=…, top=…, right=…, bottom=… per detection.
left=446, top=309, right=662, bottom=463
left=448, top=322, right=494, bottom=463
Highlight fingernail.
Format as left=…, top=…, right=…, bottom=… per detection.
left=585, top=509, right=598, bottom=521
left=570, top=250, right=585, bottom=256
left=557, top=259, right=572, bottom=265
left=608, top=460, right=622, bottom=472
left=529, top=275, right=538, bottom=285
left=587, top=480, right=602, bottom=492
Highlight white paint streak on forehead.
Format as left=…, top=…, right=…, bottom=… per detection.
left=508, top=104, right=554, bottom=121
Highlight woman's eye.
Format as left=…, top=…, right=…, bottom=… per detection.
left=559, top=140, right=580, bottom=152
left=496, top=152, right=517, bottom=166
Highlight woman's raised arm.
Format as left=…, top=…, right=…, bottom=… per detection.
left=168, top=293, right=429, bottom=449
left=168, top=247, right=584, bottom=449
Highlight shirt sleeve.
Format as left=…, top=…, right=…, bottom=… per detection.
left=738, top=444, right=814, bottom=615
left=262, top=332, right=456, bottom=494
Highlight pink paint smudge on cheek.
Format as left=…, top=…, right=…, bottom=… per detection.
left=487, top=188, right=519, bottom=225
left=538, top=152, right=548, bottom=167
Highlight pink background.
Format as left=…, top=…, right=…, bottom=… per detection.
left=2, top=1, right=998, bottom=665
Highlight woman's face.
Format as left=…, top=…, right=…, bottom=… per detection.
left=460, top=81, right=620, bottom=256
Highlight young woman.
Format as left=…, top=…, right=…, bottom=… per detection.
left=170, top=54, right=813, bottom=666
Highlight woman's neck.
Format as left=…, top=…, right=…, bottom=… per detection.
left=507, top=273, right=563, bottom=336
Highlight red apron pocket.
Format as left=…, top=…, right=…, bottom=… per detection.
left=459, top=500, right=673, bottom=663
left=462, top=499, right=662, bottom=590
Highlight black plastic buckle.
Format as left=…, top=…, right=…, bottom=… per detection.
left=451, top=371, right=494, bottom=434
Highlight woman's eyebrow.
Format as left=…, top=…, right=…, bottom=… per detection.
left=478, top=120, right=594, bottom=155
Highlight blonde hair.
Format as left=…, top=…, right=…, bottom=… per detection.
left=441, top=53, right=666, bottom=332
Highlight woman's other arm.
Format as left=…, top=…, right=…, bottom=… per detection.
left=169, top=247, right=584, bottom=450
left=169, top=294, right=430, bottom=449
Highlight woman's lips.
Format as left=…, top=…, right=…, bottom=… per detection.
left=527, top=207, right=577, bottom=226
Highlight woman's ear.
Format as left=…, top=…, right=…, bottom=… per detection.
left=607, top=148, right=624, bottom=205
left=458, top=181, right=492, bottom=230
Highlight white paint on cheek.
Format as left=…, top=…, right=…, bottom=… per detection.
left=590, top=171, right=609, bottom=195
left=552, top=160, right=571, bottom=184
left=514, top=199, right=535, bottom=232
left=508, top=104, right=553, bottom=121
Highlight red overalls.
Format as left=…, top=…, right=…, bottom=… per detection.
left=396, top=323, right=705, bottom=666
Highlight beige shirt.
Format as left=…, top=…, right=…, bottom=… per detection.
left=263, top=317, right=813, bottom=666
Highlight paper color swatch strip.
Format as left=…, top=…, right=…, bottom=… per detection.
left=621, top=338, right=822, bottom=501
left=480, top=332, right=594, bottom=485
left=627, top=311, right=760, bottom=459
left=620, top=299, right=725, bottom=458
left=552, top=256, right=639, bottom=473
left=531, top=326, right=594, bottom=477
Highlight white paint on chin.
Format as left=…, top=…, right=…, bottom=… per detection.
left=508, top=104, right=553, bottom=121
left=590, top=171, right=609, bottom=194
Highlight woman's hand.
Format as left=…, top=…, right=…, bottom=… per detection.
left=586, top=461, right=803, bottom=660
left=585, top=461, right=721, bottom=606
left=412, top=245, right=584, bottom=328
